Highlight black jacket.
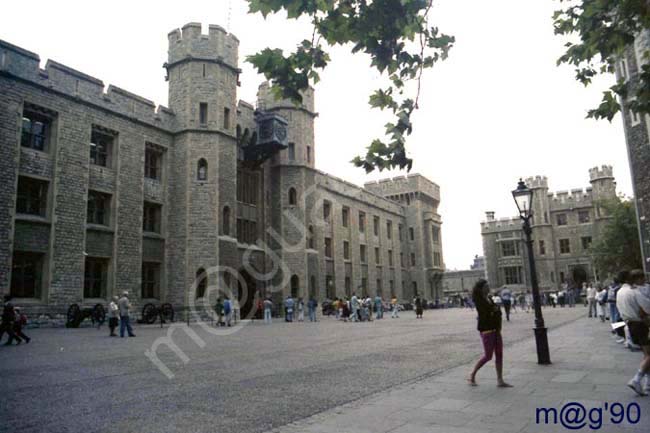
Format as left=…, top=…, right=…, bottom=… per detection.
left=474, top=296, right=502, bottom=332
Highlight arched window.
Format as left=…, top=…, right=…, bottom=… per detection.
left=308, top=225, right=315, bottom=249
left=288, top=187, right=297, bottom=205
left=222, top=206, right=230, bottom=236
left=197, top=158, right=208, bottom=181
left=196, top=268, right=207, bottom=299
left=290, top=275, right=299, bottom=299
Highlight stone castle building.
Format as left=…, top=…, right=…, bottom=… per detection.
left=481, top=167, right=617, bottom=291
left=617, top=30, right=650, bottom=276
left=0, top=23, right=444, bottom=318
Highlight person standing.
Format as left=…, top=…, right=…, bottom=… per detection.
left=567, top=282, right=576, bottom=308
left=223, top=297, right=233, bottom=327
left=414, top=296, right=423, bottom=319
left=308, top=296, right=318, bottom=322
left=350, top=293, right=359, bottom=322
left=108, top=296, right=119, bottom=336
left=263, top=297, right=273, bottom=324
left=500, top=287, right=512, bottom=321
left=1, top=295, right=20, bottom=345
left=607, top=278, right=622, bottom=323
left=215, top=298, right=224, bottom=326
left=467, top=279, right=512, bottom=388
left=118, top=291, right=135, bottom=338
left=391, top=296, right=399, bottom=318
left=374, top=294, right=383, bottom=320
left=586, top=283, right=597, bottom=318
left=285, top=295, right=295, bottom=322
left=297, top=297, right=305, bottom=322
left=617, top=270, right=650, bottom=396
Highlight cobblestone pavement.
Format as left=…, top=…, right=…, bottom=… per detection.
left=1, top=307, right=585, bottom=433
left=270, top=314, right=650, bottom=433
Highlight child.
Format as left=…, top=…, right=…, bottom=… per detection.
left=13, top=307, right=30, bottom=344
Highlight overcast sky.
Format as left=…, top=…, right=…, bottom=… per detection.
left=0, top=0, right=633, bottom=270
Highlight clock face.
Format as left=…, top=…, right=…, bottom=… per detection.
left=276, top=124, right=287, bottom=141
left=260, top=121, right=273, bottom=140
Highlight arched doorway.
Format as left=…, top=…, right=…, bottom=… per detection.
left=237, top=269, right=257, bottom=319
left=570, top=265, right=588, bottom=287
left=290, top=275, right=299, bottom=298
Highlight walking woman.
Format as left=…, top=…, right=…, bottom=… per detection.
left=467, top=279, right=512, bottom=387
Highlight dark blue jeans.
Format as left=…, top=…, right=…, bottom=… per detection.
left=120, top=315, right=134, bottom=337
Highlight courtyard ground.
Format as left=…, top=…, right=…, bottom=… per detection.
left=0, top=306, right=619, bottom=433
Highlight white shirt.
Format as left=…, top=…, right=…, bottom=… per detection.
left=617, top=283, right=650, bottom=322
left=586, top=287, right=597, bottom=300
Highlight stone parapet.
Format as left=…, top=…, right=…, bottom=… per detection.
left=0, top=39, right=176, bottom=130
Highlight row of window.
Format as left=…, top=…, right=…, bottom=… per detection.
left=500, top=236, right=593, bottom=257
left=289, top=194, right=440, bottom=245
left=16, top=175, right=257, bottom=245
left=325, top=238, right=417, bottom=268
left=555, top=210, right=591, bottom=226
left=21, top=106, right=173, bottom=180
left=16, top=175, right=163, bottom=233
left=10, top=250, right=163, bottom=300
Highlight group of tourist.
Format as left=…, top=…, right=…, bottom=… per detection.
left=0, top=295, right=30, bottom=345
left=107, top=291, right=136, bottom=337
left=588, top=270, right=650, bottom=396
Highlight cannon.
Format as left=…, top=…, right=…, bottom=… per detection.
left=139, top=302, right=174, bottom=325
left=66, top=303, right=106, bottom=328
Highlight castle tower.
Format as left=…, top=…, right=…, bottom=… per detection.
left=589, top=165, right=616, bottom=206
left=164, top=23, right=240, bottom=307
left=257, top=82, right=317, bottom=168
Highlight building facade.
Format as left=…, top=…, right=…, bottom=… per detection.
left=481, top=167, right=617, bottom=291
left=0, top=23, right=444, bottom=318
left=617, top=30, right=650, bottom=277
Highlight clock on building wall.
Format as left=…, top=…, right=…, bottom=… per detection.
left=242, top=113, right=289, bottom=167
left=276, top=123, right=287, bottom=141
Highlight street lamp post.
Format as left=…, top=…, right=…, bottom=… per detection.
left=512, top=179, right=551, bottom=365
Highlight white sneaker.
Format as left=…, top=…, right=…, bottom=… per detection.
left=627, top=379, right=647, bottom=396
left=616, top=337, right=625, bottom=344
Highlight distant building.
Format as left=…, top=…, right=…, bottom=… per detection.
left=481, top=167, right=617, bottom=291
left=442, top=255, right=486, bottom=298
left=616, top=30, right=650, bottom=276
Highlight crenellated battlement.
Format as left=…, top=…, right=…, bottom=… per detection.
left=547, top=188, right=593, bottom=206
left=0, top=39, right=176, bottom=130
left=363, top=173, right=440, bottom=202
left=589, top=165, right=614, bottom=182
left=524, top=175, right=548, bottom=189
left=480, top=214, right=521, bottom=232
left=167, top=23, right=239, bottom=72
left=257, top=81, right=316, bottom=115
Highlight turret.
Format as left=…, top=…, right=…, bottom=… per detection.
left=589, top=165, right=616, bottom=201
left=165, top=23, right=240, bottom=132
left=257, top=82, right=317, bottom=168
left=525, top=176, right=550, bottom=226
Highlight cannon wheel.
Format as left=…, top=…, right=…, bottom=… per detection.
left=142, top=303, right=158, bottom=324
left=66, top=304, right=81, bottom=328
left=161, top=303, right=174, bottom=323
left=93, top=304, right=106, bottom=325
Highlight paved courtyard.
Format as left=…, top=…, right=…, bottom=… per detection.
left=1, top=307, right=592, bottom=433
